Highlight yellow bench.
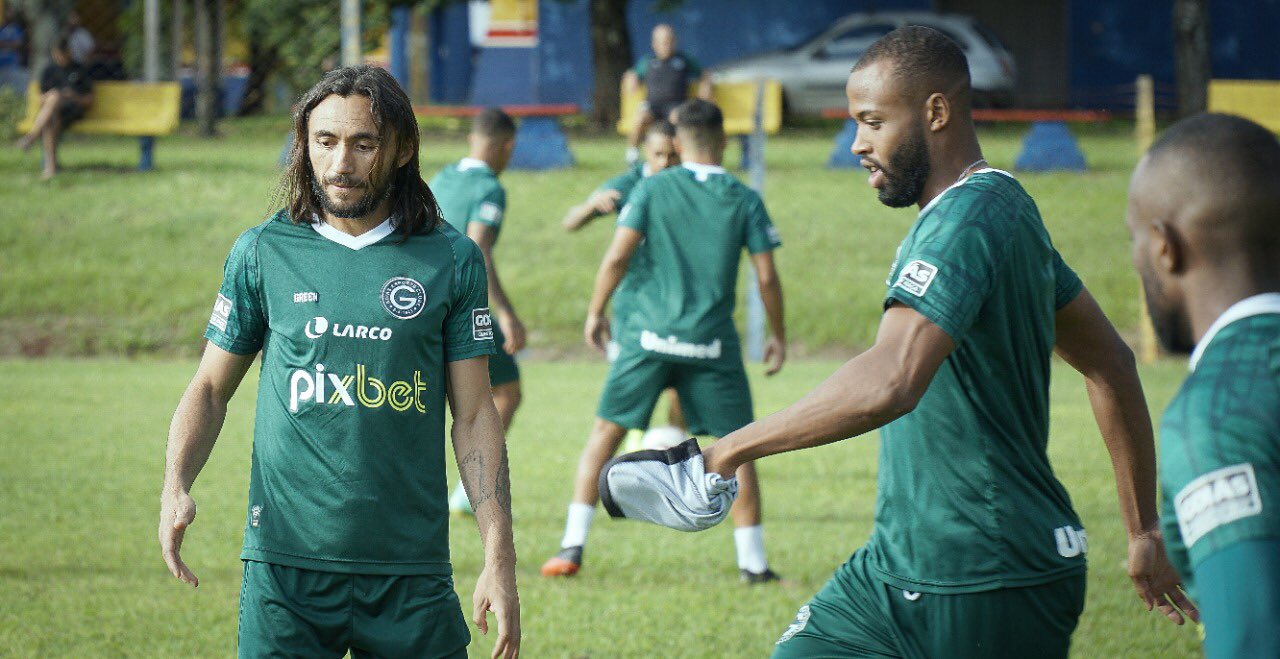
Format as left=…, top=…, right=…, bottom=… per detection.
left=617, top=80, right=783, bottom=136
left=17, top=81, right=181, bottom=170
left=1208, top=80, right=1280, bottom=133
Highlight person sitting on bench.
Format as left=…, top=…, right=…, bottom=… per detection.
left=15, top=37, right=93, bottom=180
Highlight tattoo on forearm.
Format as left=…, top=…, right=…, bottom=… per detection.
left=458, top=444, right=513, bottom=515
left=459, top=450, right=491, bottom=507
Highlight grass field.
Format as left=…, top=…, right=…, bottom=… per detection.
left=0, top=117, right=1144, bottom=357
left=0, top=358, right=1202, bottom=658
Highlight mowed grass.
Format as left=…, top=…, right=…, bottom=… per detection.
left=0, top=117, right=1143, bottom=356
left=0, top=358, right=1202, bottom=657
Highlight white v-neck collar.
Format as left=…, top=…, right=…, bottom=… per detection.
left=918, top=167, right=1014, bottom=217
left=312, top=216, right=396, bottom=251
left=682, top=162, right=727, bottom=181
left=458, top=157, right=491, bottom=172
left=1189, top=293, right=1280, bottom=371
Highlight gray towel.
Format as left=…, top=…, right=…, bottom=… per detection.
left=599, top=438, right=738, bottom=532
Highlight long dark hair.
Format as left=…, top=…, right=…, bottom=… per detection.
left=278, top=65, right=441, bottom=239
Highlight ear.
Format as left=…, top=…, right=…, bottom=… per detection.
left=504, top=137, right=515, bottom=155
left=395, top=138, right=414, bottom=168
left=925, top=92, right=950, bottom=132
left=672, top=135, right=685, bottom=156
left=1151, top=220, right=1186, bottom=275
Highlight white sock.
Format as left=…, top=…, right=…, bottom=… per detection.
left=560, top=502, right=595, bottom=549
left=734, top=525, right=768, bottom=573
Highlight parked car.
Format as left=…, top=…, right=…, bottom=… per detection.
left=709, top=12, right=1016, bottom=115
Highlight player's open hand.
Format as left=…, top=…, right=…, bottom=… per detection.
left=584, top=314, right=611, bottom=354
left=498, top=312, right=526, bottom=355
left=158, top=488, right=199, bottom=587
left=1127, top=529, right=1199, bottom=625
left=763, top=336, right=786, bottom=376
left=473, top=563, right=521, bottom=658
left=589, top=189, right=622, bottom=215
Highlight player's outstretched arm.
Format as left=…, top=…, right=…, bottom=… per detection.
left=584, top=226, right=645, bottom=353
left=1053, top=288, right=1199, bottom=625
left=750, top=250, right=786, bottom=376
left=562, top=190, right=622, bottom=232
left=159, top=342, right=255, bottom=588
left=467, top=223, right=525, bottom=356
left=447, top=357, right=520, bottom=659
left=702, top=303, right=953, bottom=478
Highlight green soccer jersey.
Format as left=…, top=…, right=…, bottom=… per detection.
left=1159, top=297, right=1280, bottom=599
left=614, top=162, right=781, bottom=362
left=204, top=211, right=496, bottom=575
left=599, top=162, right=646, bottom=202
left=867, top=169, right=1086, bottom=594
left=430, top=158, right=506, bottom=241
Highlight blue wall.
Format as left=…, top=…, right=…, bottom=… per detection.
left=1071, top=0, right=1280, bottom=108
left=438, top=0, right=1280, bottom=110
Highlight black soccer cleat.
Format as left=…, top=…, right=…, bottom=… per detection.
left=740, top=567, right=783, bottom=585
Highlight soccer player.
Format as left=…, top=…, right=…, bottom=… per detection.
left=562, top=120, right=678, bottom=232
left=157, top=66, right=520, bottom=659
left=1126, top=112, right=1280, bottom=659
left=622, top=24, right=711, bottom=164
left=563, top=119, right=686, bottom=442
left=542, top=98, right=787, bottom=582
left=430, top=109, right=526, bottom=515
left=601, top=27, right=1195, bottom=657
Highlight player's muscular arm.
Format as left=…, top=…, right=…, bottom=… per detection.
left=562, top=190, right=622, bottom=232
left=703, top=303, right=953, bottom=477
left=585, top=226, right=644, bottom=352
left=1054, top=289, right=1198, bottom=625
left=467, top=223, right=525, bottom=355
left=159, top=342, right=255, bottom=587
left=750, top=251, right=786, bottom=376
left=447, top=357, right=520, bottom=659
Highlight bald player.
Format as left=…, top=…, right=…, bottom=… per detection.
left=1127, top=113, right=1280, bottom=659
left=622, top=24, right=711, bottom=164
left=601, top=27, right=1193, bottom=657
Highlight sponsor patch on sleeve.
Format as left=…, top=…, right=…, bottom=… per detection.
left=472, top=307, right=494, bottom=341
left=210, top=293, right=232, bottom=332
left=894, top=260, right=939, bottom=297
left=1175, top=463, right=1263, bottom=548
left=766, top=224, right=782, bottom=245
left=477, top=202, right=503, bottom=225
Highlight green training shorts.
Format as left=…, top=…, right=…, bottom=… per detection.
left=237, top=560, right=470, bottom=659
left=488, top=322, right=520, bottom=387
left=597, top=346, right=752, bottom=438
left=771, top=549, right=1086, bottom=659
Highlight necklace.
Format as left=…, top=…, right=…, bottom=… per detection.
left=957, top=158, right=988, bottom=183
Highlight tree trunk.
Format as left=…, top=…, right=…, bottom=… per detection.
left=237, top=39, right=278, bottom=116
left=1173, top=0, right=1210, bottom=118
left=588, top=0, right=631, bottom=131
left=194, top=0, right=222, bottom=135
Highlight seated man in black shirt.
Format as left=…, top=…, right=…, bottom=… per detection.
left=15, top=38, right=93, bottom=180
left=622, top=24, right=710, bottom=163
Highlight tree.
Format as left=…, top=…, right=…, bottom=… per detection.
left=194, top=0, right=224, bottom=136
left=1172, top=0, right=1210, bottom=118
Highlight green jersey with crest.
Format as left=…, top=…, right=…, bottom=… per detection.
left=430, top=158, right=506, bottom=240
left=204, top=211, right=495, bottom=575
left=1159, top=299, right=1280, bottom=598
left=868, top=169, right=1086, bottom=594
left=614, top=163, right=781, bottom=363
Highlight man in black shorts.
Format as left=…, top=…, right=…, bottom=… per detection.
left=622, top=24, right=710, bottom=164
left=15, top=38, right=93, bottom=180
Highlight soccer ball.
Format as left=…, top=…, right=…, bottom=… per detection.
left=641, top=425, right=686, bottom=451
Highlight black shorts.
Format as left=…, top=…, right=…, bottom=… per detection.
left=643, top=99, right=683, bottom=123
left=56, top=98, right=86, bottom=127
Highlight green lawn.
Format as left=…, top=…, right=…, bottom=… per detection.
left=0, top=117, right=1144, bottom=357
left=0, top=358, right=1202, bottom=657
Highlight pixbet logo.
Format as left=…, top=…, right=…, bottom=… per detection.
left=304, top=316, right=393, bottom=341
left=289, top=363, right=427, bottom=413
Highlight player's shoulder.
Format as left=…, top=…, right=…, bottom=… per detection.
left=926, top=170, right=1034, bottom=229
left=228, top=210, right=292, bottom=255
left=1194, top=314, right=1280, bottom=385
left=433, top=219, right=484, bottom=267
